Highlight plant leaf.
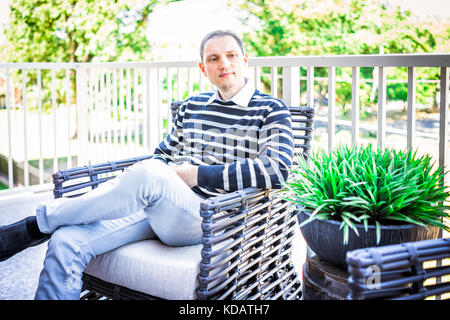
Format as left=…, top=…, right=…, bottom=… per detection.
left=375, top=221, right=381, bottom=245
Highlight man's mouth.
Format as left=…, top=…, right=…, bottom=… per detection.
left=219, top=72, right=233, bottom=78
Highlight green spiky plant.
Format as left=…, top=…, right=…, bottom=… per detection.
left=283, top=144, right=450, bottom=244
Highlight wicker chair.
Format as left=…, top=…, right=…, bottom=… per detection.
left=346, top=238, right=450, bottom=300
left=51, top=101, right=315, bottom=300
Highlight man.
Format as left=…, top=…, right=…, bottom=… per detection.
left=0, top=30, right=294, bottom=299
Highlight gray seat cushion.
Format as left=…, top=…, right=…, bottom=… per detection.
left=83, top=224, right=306, bottom=300
left=84, top=239, right=202, bottom=300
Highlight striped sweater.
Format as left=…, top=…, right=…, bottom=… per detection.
left=152, top=82, right=294, bottom=198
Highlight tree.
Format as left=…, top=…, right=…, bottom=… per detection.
left=1, top=0, right=181, bottom=63
left=1, top=0, right=181, bottom=112
left=229, top=0, right=450, bottom=115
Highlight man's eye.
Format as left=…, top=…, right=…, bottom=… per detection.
left=208, top=57, right=217, bottom=62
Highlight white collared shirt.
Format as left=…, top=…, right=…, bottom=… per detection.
left=205, top=79, right=255, bottom=108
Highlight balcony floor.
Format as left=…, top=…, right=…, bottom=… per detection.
left=0, top=191, right=53, bottom=300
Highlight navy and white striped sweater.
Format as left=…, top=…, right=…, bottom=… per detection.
left=152, top=86, right=294, bottom=198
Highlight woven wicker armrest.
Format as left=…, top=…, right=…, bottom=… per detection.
left=197, top=187, right=301, bottom=300
left=346, top=238, right=450, bottom=300
left=52, top=155, right=154, bottom=198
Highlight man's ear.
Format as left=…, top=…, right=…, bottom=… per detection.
left=243, top=52, right=248, bottom=63
left=198, top=62, right=207, bottom=77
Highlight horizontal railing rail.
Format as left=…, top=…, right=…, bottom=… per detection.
left=0, top=54, right=449, bottom=196
left=2, top=53, right=449, bottom=68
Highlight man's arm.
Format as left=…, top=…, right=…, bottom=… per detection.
left=151, top=102, right=186, bottom=164
left=151, top=101, right=200, bottom=188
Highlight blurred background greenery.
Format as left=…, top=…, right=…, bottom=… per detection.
left=232, top=0, right=450, bottom=119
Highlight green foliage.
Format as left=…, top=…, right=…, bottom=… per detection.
left=283, top=144, right=450, bottom=244
left=233, top=0, right=449, bottom=56
left=0, top=180, right=7, bottom=190
left=1, top=0, right=180, bottom=111
left=2, top=0, right=180, bottom=63
left=229, top=0, right=450, bottom=114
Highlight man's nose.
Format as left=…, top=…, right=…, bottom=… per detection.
left=219, top=56, right=231, bottom=68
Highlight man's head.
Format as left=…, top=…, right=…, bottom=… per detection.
left=198, top=30, right=248, bottom=101
left=199, top=30, right=244, bottom=62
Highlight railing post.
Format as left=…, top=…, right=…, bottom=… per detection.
left=157, top=68, right=162, bottom=143
left=118, top=68, right=125, bottom=153
left=21, top=69, right=29, bottom=187
left=439, top=67, right=449, bottom=187
left=76, top=66, right=89, bottom=166
left=188, top=67, right=194, bottom=97
left=377, top=66, right=386, bottom=150
left=328, top=66, right=336, bottom=152
left=65, top=69, right=73, bottom=169
left=51, top=69, right=58, bottom=172
left=6, top=68, right=13, bottom=189
left=307, top=66, right=314, bottom=108
left=176, top=67, right=181, bottom=100
left=37, top=69, right=43, bottom=185
left=271, top=67, right=278, bottom=98
left=254, top=66, right=261, bottom=91
left=437, top=66, right=449, bottom=294
left=126, top=68, right=132, bottom=157
left=105, top=68, right=112, bottom=160
left=199, top=68, right=204, bottom=92
left=407, top=67, right=416, bottom=151
left=112, top=68, right=119, bottom=160
left=352, top=67, right=360, bottom=145
left=148, top=67, right=159, bottom=151
left=167, top=67, right=173, bottom=136
left=143, top=67, right=149, bottom=154
left=282, top=66, right=300, bottom=106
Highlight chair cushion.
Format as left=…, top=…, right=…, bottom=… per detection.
left=83, top=239, right=202, bottom=300
left=83, top=224, right=307, bottom=300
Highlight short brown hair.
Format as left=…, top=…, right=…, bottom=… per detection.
left=199, top=30, right=244, bottom=61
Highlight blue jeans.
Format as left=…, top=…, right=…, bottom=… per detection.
left=34, top=159, right=204, bottom=299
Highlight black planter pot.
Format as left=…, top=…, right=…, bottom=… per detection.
left=297, top=209, right=440, bottom=268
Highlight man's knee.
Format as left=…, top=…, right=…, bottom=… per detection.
left=122, top=159, right=174, bottom=186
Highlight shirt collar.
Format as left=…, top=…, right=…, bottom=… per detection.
left=205, top=79, right=255, bottom=107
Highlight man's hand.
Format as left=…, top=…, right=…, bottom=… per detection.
left=172, top=163, right=198, bottom=188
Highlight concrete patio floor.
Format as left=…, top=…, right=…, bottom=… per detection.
left=0, top=191, right=53, bottom=300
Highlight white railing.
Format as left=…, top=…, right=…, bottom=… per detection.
left=0, top=54, right=449, bottom=195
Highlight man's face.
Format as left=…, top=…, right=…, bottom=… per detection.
left=199, top=35, right=248, bottom=98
